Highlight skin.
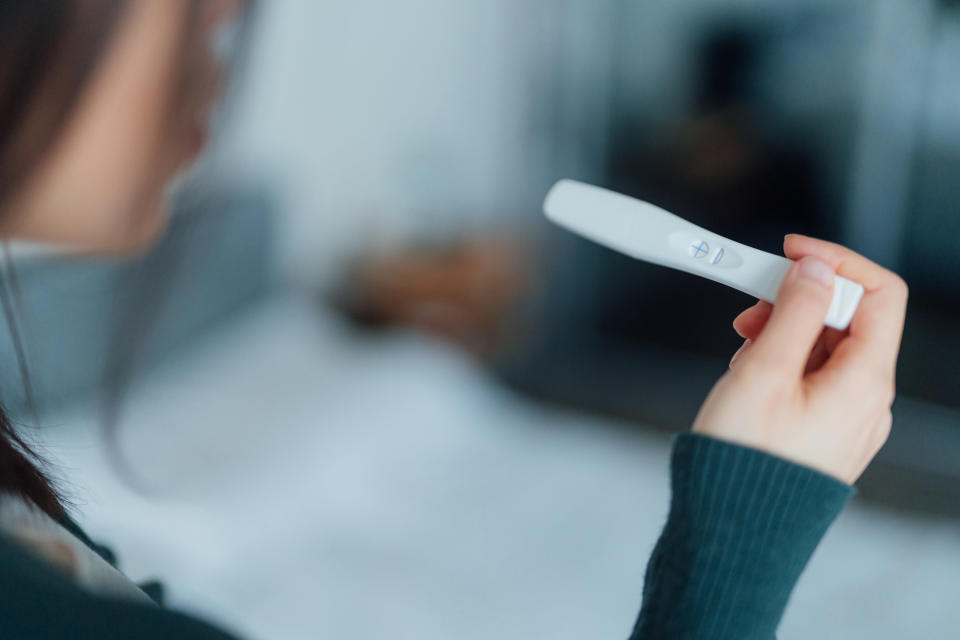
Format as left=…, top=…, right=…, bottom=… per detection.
left=0, top=0, right=906, bottom=487
left=695, top=235, right=909, bottom=484
left=0, top=0, right=241, bottom=577
left=1, top=0, right=242, bottom=254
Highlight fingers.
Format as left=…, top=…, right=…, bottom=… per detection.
left=737, top=256, right=837, bottom=379
left=784, top=234, right=909, bottom=376
left=804, top=331, right=832, bottom=374
left=785, top=234, right=901, bottom=291
left=730, top=302, right=767, bottom=369
left=733, top=326, right=842, bottom=375
left=807, top=328, right=847, bottom=372
left=729, top=339, right=753, bottom=369
left=733, top=301, right=773, bottom=340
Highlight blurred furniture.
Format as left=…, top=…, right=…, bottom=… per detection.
left=501, top=0, right=960, bottom=516
left=0, top=184, right=274, bottom=417
left=41, top=292, right=960, bottom=640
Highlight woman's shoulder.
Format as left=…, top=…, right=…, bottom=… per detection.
left=0, top=512, right=240, bottom=639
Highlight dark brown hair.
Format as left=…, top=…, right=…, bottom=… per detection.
left=0, top=2, right=127, bottom=205
left=0, top=0, right=255, bottom=517
left=0, top=1, right=131, bottom=517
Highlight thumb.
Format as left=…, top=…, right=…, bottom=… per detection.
left=738, top=256, right=836, bottom=378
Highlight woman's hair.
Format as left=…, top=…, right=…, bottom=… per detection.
left=0, top=1, right=133, bottom=517
left=0, top=1, right=253, bottom=518
left=0, top=2, right=126, bottom=207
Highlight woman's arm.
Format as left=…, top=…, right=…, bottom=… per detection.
left=631, top=235, right=909, bottom=639
left=631, top=434, right=851, bottom=639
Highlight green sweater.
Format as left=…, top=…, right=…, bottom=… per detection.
left=630, top=434, right=853, bottom=639
left=0, top=434, right=851, bottom=639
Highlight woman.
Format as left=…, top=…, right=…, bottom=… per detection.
left=0, top=1, right=908, bottom=638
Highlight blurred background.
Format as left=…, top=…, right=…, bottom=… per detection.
left=3, top=0, right=960, bottom=638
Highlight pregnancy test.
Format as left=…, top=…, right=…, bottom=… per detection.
left=543, top=180, right=864, bottom=330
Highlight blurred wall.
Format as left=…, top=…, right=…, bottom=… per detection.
left=215, top=0, right=617, bottom=287
left=211, top=0, right=960, bottom=291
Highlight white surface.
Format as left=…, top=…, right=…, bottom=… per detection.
left=39, top=293, right=960, bottom=639
left=544, top=180, right=864, bottom=330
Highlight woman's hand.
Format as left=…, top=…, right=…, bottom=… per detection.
left=692, top=234, right=909, bottom=484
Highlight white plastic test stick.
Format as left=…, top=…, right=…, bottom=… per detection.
left=543, top=180, right=864, bottom=331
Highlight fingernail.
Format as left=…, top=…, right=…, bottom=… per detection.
left=795, top=257, right=834, bottom=289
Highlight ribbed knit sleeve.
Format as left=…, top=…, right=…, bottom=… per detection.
left=630, top=434, right=854, bottom=640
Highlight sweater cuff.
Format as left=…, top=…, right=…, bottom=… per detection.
left=634, top=434, right=853, bottom=639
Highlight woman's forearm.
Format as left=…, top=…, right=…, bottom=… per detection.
left=630, top=434, right=852, bottom=640
left=629, top=237, right=907, bottom=638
